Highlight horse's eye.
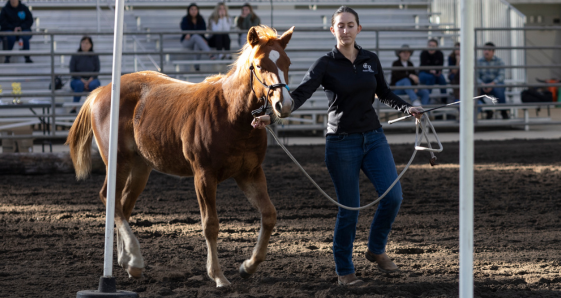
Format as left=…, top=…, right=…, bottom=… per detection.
left=256, top=65, right=261, bottom=69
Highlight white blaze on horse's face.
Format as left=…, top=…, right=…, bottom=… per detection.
left=267, top=50, right=293, bottom=118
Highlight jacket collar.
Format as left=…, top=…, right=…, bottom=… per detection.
left=331, top=44, right=370, bottom=63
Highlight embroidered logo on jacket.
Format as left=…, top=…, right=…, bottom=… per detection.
left=363, top=63, right=374, bottom=72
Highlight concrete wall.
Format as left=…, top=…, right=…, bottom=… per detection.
left=509, top=3, right=561, bottom=83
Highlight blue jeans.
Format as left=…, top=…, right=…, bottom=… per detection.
left=393, top=78, right=430, bottom=105
left=2, top=29, right=32, bottom=59
left=325, top=128, right=403, bottom=276
left=419, top=71, right=447, bottom=94
left=479, top=79, right=506, bottom=104
left=71, top=78, right=101, bottom=102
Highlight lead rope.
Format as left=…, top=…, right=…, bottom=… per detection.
left=265, top=115, right=443, bottom=211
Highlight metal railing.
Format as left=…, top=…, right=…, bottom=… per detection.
left=0, top=26, right=560, bottom=144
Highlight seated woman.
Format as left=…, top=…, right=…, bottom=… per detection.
left=69, top=36, right=100, bottom=113
left=390, top=45, right=429, bottom=106
left=180, top=3, right=214, bottom=70
left=448, top=42, right=460, bottom=101
left=208, top=2, right=232, bottom=59
left=235, top=3, right=260, bottom=47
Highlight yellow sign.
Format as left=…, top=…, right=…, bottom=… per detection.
left=12, top=82, right=21, bottom=104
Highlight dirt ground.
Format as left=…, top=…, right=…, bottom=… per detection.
left=1, top=139, right=560, bottom=298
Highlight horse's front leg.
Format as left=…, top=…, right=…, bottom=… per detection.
left=194, top=173, right=230, bottom=288
left=235, top=166, right=277, bottom=278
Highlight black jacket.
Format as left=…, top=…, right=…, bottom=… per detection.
left=0, top=1, right=33, bottom=31
left=69, top=53, right=100, bottom=80
left=180, top=16, right=207, bottom=42
left=291, top=45, right=412, bottom=135
left=419, top=50, right=444, bottom=73
left=390, top=59, right=417, bottom=86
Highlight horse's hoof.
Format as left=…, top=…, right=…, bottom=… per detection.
left=239, top=262, right=252, bottom=279
left=216, top=280, right=231, bottom=288
left=127, top=267, right=143, bottom=279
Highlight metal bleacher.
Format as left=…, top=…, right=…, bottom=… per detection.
left=0, top=0, right=472, bottom=146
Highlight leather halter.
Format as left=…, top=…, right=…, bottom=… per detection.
left=249, top=64, right=290, bottom=117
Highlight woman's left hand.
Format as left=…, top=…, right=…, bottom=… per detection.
left=409, top=106, right=424, bottom=119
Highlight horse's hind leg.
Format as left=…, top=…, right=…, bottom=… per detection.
left=116, top=161, right=151, bottom=278
left=234, top=166, right=277, bottom=278
left=194, top=173, right=230, bottom=288
left=99, top=161, right=149, bottom=279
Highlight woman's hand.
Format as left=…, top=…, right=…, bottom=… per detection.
left=409, top=106, right=424, bottom=120
left=185, top=34, right=191, bottom=40
left=251, top=115, right=271, bottom=129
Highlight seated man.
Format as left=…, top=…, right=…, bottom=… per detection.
left=477, top=42, right=508, bottom=119
left=0, top=0, right=34, bottom=63
left=419, top=38, right=447, bottom=103
left=390, top=44, right=429, bottom=106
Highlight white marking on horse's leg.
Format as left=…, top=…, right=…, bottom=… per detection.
left=269, top=50, right=293, bottom=110
left=117, top=220, right=145, bottom=278
left=116, top=228, right=128, bottom=269
left=205, top=238, right=231, bottom=287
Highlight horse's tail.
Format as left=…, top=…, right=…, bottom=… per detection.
left=65, top=88, right=101, bottom=180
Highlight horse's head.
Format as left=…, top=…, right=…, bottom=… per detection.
left=246, top=25, right=294, bottom=118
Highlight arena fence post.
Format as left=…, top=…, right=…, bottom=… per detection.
left=459, top=0, right=474, bottom=297
left=77, top=1, right=137, bottom=297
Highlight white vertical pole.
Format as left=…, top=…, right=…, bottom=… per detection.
left=103, top=0, right=125, bottom=277
left=97, top=0, right=101, bottom=33
left=459, top=0, right=474, bottom=297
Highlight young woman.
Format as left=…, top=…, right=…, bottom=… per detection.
left=252, top=6, right=423, bottom=286
left=448, top=42, right=461, bottom=101
left=235, top=3, right=260, bottom=47
left=69, top=36, right=100, bottom=112
left=208, top=2, right=232, bottom=59
left=180, top=3, right=214, bottom=69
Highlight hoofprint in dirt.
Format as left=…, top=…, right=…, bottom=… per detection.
left=0, top=139, right=560, bottom=298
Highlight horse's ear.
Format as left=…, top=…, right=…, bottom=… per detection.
left=247, top=27, right=260, bottom=47
left=279, top=26, right=295, bottom=49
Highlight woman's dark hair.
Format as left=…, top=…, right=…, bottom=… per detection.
left=242, top=3, right=257, bottom=22
left=78, top=36, right=94, bottom=52
left=331, top=6, right=360, bottom=27
left=187, top=3, right=204, bottom=24
left=449, top=42, right=460, bottom=58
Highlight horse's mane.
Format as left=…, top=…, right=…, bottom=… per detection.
left=206, top=25, right=280, bottom=83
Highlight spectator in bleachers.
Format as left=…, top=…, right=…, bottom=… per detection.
left=390, top=44, right=429, bottom=106
left=477, top=42, right=508, bottom=119
left=448, top=42, right=460, bottom=101
left=180, top=3, right=214, bottom=70
left=1, top=0, right=33, bottom=63
left=69, top=36, right=100, bottom=113
left=208, top=2, right=232, bottom=60
left=419, top=38, right=447, bottom=103
left=235, top=3, right=260, bottom=47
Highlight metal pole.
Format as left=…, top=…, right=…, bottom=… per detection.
left=459, top=0, right=474, bottom=297
left=96, top=0, right=101, bottom=33
left=50, top=34, right=55, bottom=136
left=270, top=0, right=273, bottom=27
left=159, top=33, right=164, bottom=72
left=103, top=0, right=125, bottom=277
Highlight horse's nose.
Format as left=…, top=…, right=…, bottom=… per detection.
left=275, top=101, right=283, bottom=113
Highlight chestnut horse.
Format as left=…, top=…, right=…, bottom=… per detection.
left=66, top=25, right=294, bottom=287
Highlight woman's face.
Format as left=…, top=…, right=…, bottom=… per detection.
left=399, top=51, right=411, bottom=61
left=189, top=6, right=198, bottom=18
left=454, top=49, right=460, bottom=57
left=330, top=12, right=361, bottom=48
left=81, top=39, right=92, bottom=52
left=241, top=7, right=250, bottom=17
left=218, top=5, right=226, bottom=17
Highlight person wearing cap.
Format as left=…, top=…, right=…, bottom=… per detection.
left=390, top=45, right=429, bottom=106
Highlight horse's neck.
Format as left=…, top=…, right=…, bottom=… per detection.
left=222, top=67, right=259, bottom=123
